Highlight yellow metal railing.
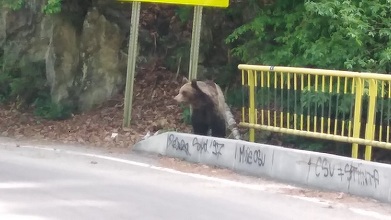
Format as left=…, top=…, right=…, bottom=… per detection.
left=239, top=64, right=391, bottom=161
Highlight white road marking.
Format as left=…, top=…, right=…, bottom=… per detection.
left=18, top=145, right=288, bottom=191
left=12, top=144, right=391, bottom=219
left=288, top=195, right=333, bottom=206
left=349, top=208, right=390, bottom=220
left=0, top=214, right=48, bottom=220
left=0, top=182, right=40, bottom=189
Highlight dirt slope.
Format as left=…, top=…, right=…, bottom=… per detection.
left=0, top=69, right=196, bottom=149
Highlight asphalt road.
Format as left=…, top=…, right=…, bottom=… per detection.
left=0, top=142, right=389, bottom=220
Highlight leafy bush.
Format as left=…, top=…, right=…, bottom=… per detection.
left=0, top=0, right=62, bottom=14
left=226, top=87, right=245, bottom=107
left=280, top=134, right=350, bottom=156
left=43, top=0, right=62, bottom=14
left=225, top=0, right=391, bottom=151
left=0, top=0, right=25, bottom=10
left=0, top=72, right=11, bottom=103
left=0, top=62, right=48, bottom=105
left=226, top=0, right=391, bottom=73
left=0, top=59, right=73, bottom=120
left=175, top=6, right=193, bottom=23
left=33, top=94, right=73, bottom=120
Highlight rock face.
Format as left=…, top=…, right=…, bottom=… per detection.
left=45, top=16, right=79, bottom=105
left=0, top=0, right=127, bottom=111
left=0, top=0, right=241, bottom=112
left=78, top=7, right=125, bottom=111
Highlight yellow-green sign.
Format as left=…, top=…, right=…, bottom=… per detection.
left=119, top=0, right=229, bottom=8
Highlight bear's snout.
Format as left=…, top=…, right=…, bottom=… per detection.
left=173, top=94, right=182, bottom=102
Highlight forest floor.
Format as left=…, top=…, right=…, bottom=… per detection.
left=0, top=4, right=163, bottom=150
left=0, top=68, right=243, bottom=152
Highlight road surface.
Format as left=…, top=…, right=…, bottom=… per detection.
left=0, top=140, right=390, bottom=220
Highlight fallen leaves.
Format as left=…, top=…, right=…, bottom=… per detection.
left=0, top=69, right=192, bottom=150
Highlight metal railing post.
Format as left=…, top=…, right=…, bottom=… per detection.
left=248, top=70, right=256, bottom=142
left=364, top=79, right=378, bottom=161
left=352, top=77, right=363, bottom=159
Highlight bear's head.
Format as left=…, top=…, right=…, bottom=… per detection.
left=173, top=78, right=194, bottom=104
left=174, top=77, right=217, bottom=109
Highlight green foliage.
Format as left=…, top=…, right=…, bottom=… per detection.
left=299, top=84, right=355, bottom=118
left=0, top=72, right=11, bottom=103
left=43, top=0, right=62, bottom=14
left=0, top=58, right=72, bottom=120
left=225, top=0, right=391, bottom=153
left=33, top=94, right=72, bottom=120
left=211, top=64, right=238, bottom=89
left=175, top=6, right=193, bottom=23
left=163, top=42, right=190, bottom=73
left=226, top=87, right=245, bottom=107
left=0, top=61, right=47, bottom=105
left=0, top=0, right=62, bottom=14
left=280, top=134, right=350, bottom=156
left=300, top=142, right=325, bottom=152
left=0, top=0, right=25, bottom=10
left=280, top=135, right=323, bottom=151
left=180, top=104, right=192, bottom=124
left=226, top=0, right=391, bottom=73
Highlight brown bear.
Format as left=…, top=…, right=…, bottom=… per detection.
left=174, top=78, right=227, bottom=138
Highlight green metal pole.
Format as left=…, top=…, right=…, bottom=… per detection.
left=123, top=1, right=141, bottom=128
left=188, top=5, right=203, bottom=80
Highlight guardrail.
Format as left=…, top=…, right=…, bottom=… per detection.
left=239, top=64, right=391, bottom=161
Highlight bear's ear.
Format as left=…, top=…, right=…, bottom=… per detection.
left=191, top=80, right=207, bottom=95
left=191, top=79, right=198, bottom=89
left=182, top=77, right=189, bottom=83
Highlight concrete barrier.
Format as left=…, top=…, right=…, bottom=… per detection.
left=133, top=132, right=391, bottom=203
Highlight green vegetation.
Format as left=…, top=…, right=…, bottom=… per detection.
left=224, top=0, right=391, bottom=154
left=175, top=6, right=193, bottom=23
left=180, top=104, right=192, bottom=125
left=0, top=0, right=71, bottom=120
left=226, top=0, right=391, bottom=73
left=1, top=0, right=390, bottom=157
left=0, top=57, right=72, bottom=120
left=0, top=0, right=25, bottom=10
left=0, top=61, right=48, bottom=106
left=0, top=0, right=62, bottom=14
left=42, top=0, right=62, bottom=14
left=33, top=93, right=73, bottom=120
left=225, top=87, right=245, bottom=108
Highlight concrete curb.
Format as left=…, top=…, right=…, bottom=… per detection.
left=133, top=132, right=391, bottom=203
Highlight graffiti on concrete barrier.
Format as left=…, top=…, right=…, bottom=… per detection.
left=192, top=137, right=208, bottom=154
left=308, top=157, right=380, bottom=188
left=167, top=134, right=191, bottom=156
left=192, top=137, right=225, bottom=158
left=312, top=157, right=335, bottom=177
left=236, top=145, right=266, bottom=167
left=167, top=134, right=226, bottom=158
left=211, top=140, right=224, bottom=158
